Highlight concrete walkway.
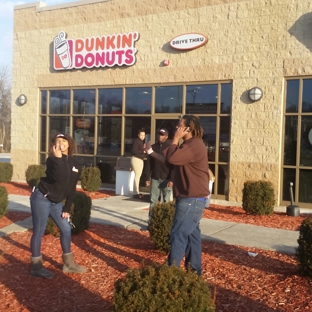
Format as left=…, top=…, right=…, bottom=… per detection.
left=2, top=194, right=302, bottom=255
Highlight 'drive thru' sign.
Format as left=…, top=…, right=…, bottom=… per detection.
left=169, top=33, right=208, bottom=51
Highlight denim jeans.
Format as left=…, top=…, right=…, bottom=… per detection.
left=167, top=197, right=205, bottom=275
left=30, top=188, right=72, bottom=257
left=149, top=179, right=172, bottom=219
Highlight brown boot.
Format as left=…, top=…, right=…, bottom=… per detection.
left=30, top=256, right=54, bottom=279
left=62, top=252, right=86, bottom=273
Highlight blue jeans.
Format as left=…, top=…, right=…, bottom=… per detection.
left=149, top=179, right=172, bottom=219
left=167, top=197, right=205, bottom=275
left=30, top=188, right=72, bottom=257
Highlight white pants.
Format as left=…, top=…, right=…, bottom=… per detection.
left=130, top=156, right=144, bottom=195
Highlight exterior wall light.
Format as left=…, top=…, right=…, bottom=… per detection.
left=248, top=87, right=263, bottom=101
left=18, top=94, right=27, bottom=105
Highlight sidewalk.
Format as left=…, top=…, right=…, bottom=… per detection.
left=2, top=194, right=300, bottom=255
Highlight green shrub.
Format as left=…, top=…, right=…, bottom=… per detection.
left=25, top=164, right=46, bottom=187
left=81, top=166, right=102, bottom=193
left=0, top=163, right=13, bottom=182
left=242, top=180, right=275, bottom=215
left=0, top=186, right=8, bottom=218
left=148, top=201, right=175, bottom=254
left=296, top=218, right=312, bottom=280
left=113, top=262, right=215, bottom=312
left=46, top=191, right=92, bottom=237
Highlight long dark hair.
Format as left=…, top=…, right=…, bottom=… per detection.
left=50, top=133, right=75, bottom=156
left=181, top=114, right=204, bottom=139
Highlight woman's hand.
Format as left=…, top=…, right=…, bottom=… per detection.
left=62, top=212, right=70, bottom=219
left=53, top=141, right=63, bottom=158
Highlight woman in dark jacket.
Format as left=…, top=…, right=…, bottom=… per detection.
left=30, top=133, right=86, bottom=278
left=130, top=129, right=146, bottom=198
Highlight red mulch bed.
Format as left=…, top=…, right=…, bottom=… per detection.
left=0, top=182, right=312, bottom=311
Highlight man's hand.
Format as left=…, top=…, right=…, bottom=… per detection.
left=146, top=181, right=150, bottom=186
left=173, top=127, right=190, bottom=141
left=167, top=181, right=173, bottom=187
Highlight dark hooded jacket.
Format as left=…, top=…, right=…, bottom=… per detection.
left=38, top=154, right=79, bottom=213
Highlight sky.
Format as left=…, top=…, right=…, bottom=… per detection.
left=0, top=0, right=77, bottom=72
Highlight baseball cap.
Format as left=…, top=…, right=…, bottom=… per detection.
left=55, top=133, right=69, bottom=141
left=158, top=129, right=168, bottom=135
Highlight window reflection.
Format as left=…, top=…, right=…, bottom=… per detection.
left=284, top=116, right=297, bottom=166
left=282, top=169, right=296, bottom=202
left=126, top=87, right=152, bottom=114
left=41, top=90, right=47, bottom=114
left=40, top=117, right=46, bottom=152
left=221, top=83, right=232, bottom=114
left=73, top=89, right=95, bottom=114
left=124, top=117, right=150, bottom=155
left=285, top=80, right=299, bottom=113
left=155, top=86, right=182, bottom=113
left=73, top=116, right=95, bottom=154
left=302, top=79, right=312, bottom=112
left=299, top=170, right=312, bottom=203
left=300, top=116, right=312, bottom=166
left=50, top=90, right=70, bottom=114
left=49, top=116, right=70, bottom=143
left=200, top=117, right=217, bottom=162
left=97, top=117, right=121, bottom=156
left=219, top=116, right=230, bottom=162
left=99, top=88, right=122, bottom=114
left=97, top=157, right=117, bottom=183
left=186, top=84, right=218, bottom=114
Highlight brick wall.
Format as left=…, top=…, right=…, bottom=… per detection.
left=11, top=0, right=312, bottom=205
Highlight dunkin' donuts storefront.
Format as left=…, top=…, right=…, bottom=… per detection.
left=11, top=0, right=312, bottom=208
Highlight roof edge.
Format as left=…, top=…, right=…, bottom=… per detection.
left=14, top=0, right=112, bottom=12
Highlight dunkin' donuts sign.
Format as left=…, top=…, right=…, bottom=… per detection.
left=53, top=31, right=139, bottom=70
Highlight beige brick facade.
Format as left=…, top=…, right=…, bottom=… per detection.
left=12, top=0, right=312, bottom=206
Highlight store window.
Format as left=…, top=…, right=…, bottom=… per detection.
left=124, top=117, right=151, bottom=155
left=97, top=117, right=121, bottom=156
left=39, top=81, right=232, bottom=194
left=186, top=84, right=218, bottom=114
left=99, top=88, right=122, bottom=114
left=283, top=78, right=312, bottom=206
left=50, top=90, right=70, bottom=114
left=155, top=86, right=182, bottom=113
left=125, top=87, right=152, bottom=114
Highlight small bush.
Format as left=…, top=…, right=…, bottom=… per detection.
left=81, top=166, right=102, bottom=193
left=25, top=164, right=46, bottom=187
left=296, top=218, right=312, bottom=280
left=148, top=201, right=175, bottom=254
left=113, top=262, right=215, bottom=312
left=46, top=191, right=92, bottom=237
left=242, top=180, right=275, bottom=215
left=0, top=163, right=13, bottom=182
left=0, top=186, right=8, bottom=218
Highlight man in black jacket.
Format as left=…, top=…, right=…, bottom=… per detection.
left=146, top=128, right=173, bottom=220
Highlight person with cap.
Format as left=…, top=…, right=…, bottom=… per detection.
left=29, top=133, right=86, bottom=279
left=145, top=128, right=174, bottom=220
left=165, top=114, right=209, bottom=276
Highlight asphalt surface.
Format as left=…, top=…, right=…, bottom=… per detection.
left=2, top=193, right=305, bottom=255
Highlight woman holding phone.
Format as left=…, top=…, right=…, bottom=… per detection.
left=29, top=133, right=86, bottom=278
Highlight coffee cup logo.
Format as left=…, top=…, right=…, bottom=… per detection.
left=54, top=31, right=71, bottom=69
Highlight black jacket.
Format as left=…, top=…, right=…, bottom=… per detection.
left=132, top=138, right=145, bottom=160
left=147, top=140, right=173, bottom=181
left=38, top=154, right=79, bottom=213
